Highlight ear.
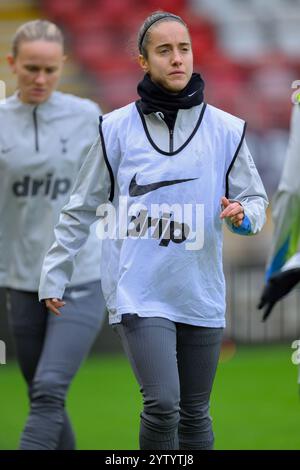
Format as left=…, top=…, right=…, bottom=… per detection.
left=7, top=54, right=17, bottom=73
left=138, top=54, right=149, bottom=73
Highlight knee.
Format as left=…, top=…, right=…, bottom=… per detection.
left=30, top=372, right=68, bottom=405
left=180, top=401, right=211, bottom=427
left=181, top=408, right=213, bottom=435
left=143, top=387, right=180, bottom=425
left=179, top=403, right=214, bottom=450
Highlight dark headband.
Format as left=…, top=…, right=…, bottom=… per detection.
left=138, top=13, right=185, bottom=53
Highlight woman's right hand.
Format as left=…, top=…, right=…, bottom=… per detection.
left=45, top=298, right=66, bottom=316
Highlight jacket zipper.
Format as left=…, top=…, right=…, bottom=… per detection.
left=169, top=128, right=174, bottom=153
left=33, top=106, right=39, bottom=152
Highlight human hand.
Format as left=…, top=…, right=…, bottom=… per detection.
left=258, top=268, right=300, bottom=321
left=257, top=283, right=276, bottom=321
left=220, top=197, right=244, bottom=227
left=45, top=298, right=66, bottom=316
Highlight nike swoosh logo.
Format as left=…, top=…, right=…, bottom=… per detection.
left=188, top=91, right=197, bottom=97
left=129, top=173, right=198, bottom=197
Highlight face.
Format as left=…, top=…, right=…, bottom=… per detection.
left=7, top=40, right=65, bottom=104
left=139, top=21, right=193, bottom=93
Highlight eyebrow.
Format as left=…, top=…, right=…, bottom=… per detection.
left=155, top=42, right=191, bottom=49
left=24, top=64, right=58, bottom=69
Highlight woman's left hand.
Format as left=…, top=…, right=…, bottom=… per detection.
left=220, top=196, right=245, bottom=227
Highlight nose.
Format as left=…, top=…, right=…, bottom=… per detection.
left=171, top=49, right=183, bottom=66
left=35, top=71, right=47, bottom=85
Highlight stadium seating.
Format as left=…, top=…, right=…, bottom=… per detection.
left=41, top=0, right=300, bottom=149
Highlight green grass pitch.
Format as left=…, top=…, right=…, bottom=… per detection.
left=0, top=344, right=299, bottom=449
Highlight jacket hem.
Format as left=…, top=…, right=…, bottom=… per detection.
left=109, top=308, right=225, bottom=328
left=1, top=275, right=101, bottom=295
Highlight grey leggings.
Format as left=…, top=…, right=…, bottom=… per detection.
left=115, top=315, right=223, bottom=450
left=6, top=281, right=105, bottom=450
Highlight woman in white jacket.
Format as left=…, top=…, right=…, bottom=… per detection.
left=40, top=11, right=268, bottom=450
left=0, top=20, right=105, bottom=449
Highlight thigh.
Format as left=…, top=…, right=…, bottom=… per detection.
left=59, top=280, right=106, bottom=328
left=34, top=281, right=105, bottom=384
left=115, top=315, right=179, bottom=399
left=6, top=288, right=48, bottom=384
left=177, top=325, right=223, bottom=403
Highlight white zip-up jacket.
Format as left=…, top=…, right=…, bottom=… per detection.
left=0, top=91, right=102, bottom=291
left=266, top=103, right=300, bottom=280
left=39, top=101, right=268, bottom=326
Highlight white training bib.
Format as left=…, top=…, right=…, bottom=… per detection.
left=99, top=102, right=245, bottom=327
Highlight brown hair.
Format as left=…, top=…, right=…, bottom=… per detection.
left=138, top=11, right=188, bottom=59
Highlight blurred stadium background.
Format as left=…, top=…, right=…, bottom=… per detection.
left=1, top=0, right=300, bottom=450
